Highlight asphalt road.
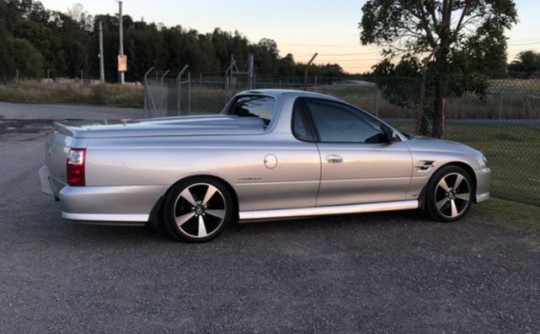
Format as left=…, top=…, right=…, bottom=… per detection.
left=0, top=110, right=539, bottom=333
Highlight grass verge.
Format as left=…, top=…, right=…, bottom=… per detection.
left=472, top=198, right=540, bottom=231
left=0, top=81, right=143, bottom=108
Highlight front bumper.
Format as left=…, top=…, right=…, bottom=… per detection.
left=475, top=167, right=491, bottom=203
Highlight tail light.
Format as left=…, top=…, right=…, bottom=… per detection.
left=67, top=148, right=86, bottom=186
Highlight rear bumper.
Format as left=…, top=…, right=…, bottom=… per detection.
left=59, top=185, right=168, bottom=225
left=39, top=165, right=65, bottom=200
left=38, top=166, right=54, bottom=196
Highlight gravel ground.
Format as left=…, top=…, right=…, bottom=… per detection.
left=1, top=130, right=539, bottom=333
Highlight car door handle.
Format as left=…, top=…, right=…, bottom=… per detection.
left=326, top=155, right=343, bottom=163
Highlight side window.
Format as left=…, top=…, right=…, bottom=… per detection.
left=292, top=99, right=315, bottom=141
left=305, top=99, right=384, bottom=143
left=229, top=95, right=274, bottom=125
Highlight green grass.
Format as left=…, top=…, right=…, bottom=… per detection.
left=454, top=126, right=539, bottom=206
left=472, top=198, right=540, bottom=230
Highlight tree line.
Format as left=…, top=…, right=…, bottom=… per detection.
left=358, top=0, right=525, bottom=138
left=0, top=0, right=346, bottom=82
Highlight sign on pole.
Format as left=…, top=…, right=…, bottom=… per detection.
left=118, top=55, right=128, bottom=72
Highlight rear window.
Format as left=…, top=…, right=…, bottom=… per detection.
left=227, top=95, right=275, bottom=125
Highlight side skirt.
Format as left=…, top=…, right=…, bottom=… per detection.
left=239, top=200, right=419, bottom=222
left=62, top=212, right=148, bottom=226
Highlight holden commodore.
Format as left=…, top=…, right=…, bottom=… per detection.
left=39, top=89, right=491, bottom=242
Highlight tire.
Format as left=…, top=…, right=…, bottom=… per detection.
left=424, top=165, right=473, bottom=222
left=163, top=177, right=234, bottom=242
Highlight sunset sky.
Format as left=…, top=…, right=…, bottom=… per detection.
left=40, top=0, right=540, bottom=74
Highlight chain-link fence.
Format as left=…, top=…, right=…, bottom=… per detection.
left=144, top=74, right=539, bottom=206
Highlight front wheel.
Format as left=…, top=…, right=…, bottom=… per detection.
left=424, top=166, right=473, bottom=222
left=163, top=177, right=234, bottom=242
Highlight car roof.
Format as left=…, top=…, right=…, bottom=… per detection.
left=236, top=89, right=341, bottom=101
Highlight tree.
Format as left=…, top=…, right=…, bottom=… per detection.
left=66, top=3, right=93, bottom=31
left=509, top=50, right=540, bottom=77
left=359, top=0, right=517, bottom=138
left=0, top=28, right=16, bottom=80
left=8, top=36, right=44, bottom=78
left=0, top=0, right=346, bottom=83
left=255, top=38, right=279, bottom=76
left=372, top=57, right=422, bottom=110
left=53, top=12, right=93, bottom=78
left=278, top=53, right=295, bottom=76
left=0, top=1, right=16, bottom=80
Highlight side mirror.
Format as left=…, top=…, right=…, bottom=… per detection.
left=381, top=124, right=399, bottom=143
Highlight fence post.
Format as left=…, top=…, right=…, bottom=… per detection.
left=176, top=65, right=189, bottom=116
left=176, top=73, right=181, bottom=116
left=188, top=71, right=192, bottom=115
left=160, top=70, right=170, bottom=86
left=247, top=53, right=254, bottom=90
left=375, top=89, right=380, bottom=117
left=159, top=70, right=170, bottom=116
left=498, top=93, right=503, bottom=129
left=143, top=66, right=156, bottom=118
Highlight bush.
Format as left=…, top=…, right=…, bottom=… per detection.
left=0, top=81, right=143, bottom=108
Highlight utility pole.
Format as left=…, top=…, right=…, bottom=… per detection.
left=118, top=0, right=125, bottom=84
left=99, top=21, right=105, bottom=83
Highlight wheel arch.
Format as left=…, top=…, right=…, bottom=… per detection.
left=149, top=174, right=240, bottom=227
left=419, top=161, right=478, bottom=210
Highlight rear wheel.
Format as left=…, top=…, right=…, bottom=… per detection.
left=163, top=177, right=233, bottom=242
left=424, top=166, right=473, bottom=222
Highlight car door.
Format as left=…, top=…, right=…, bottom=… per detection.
left=227, top=94, right=321, bottom=212
left=300, top=98, right=413, bottom=207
